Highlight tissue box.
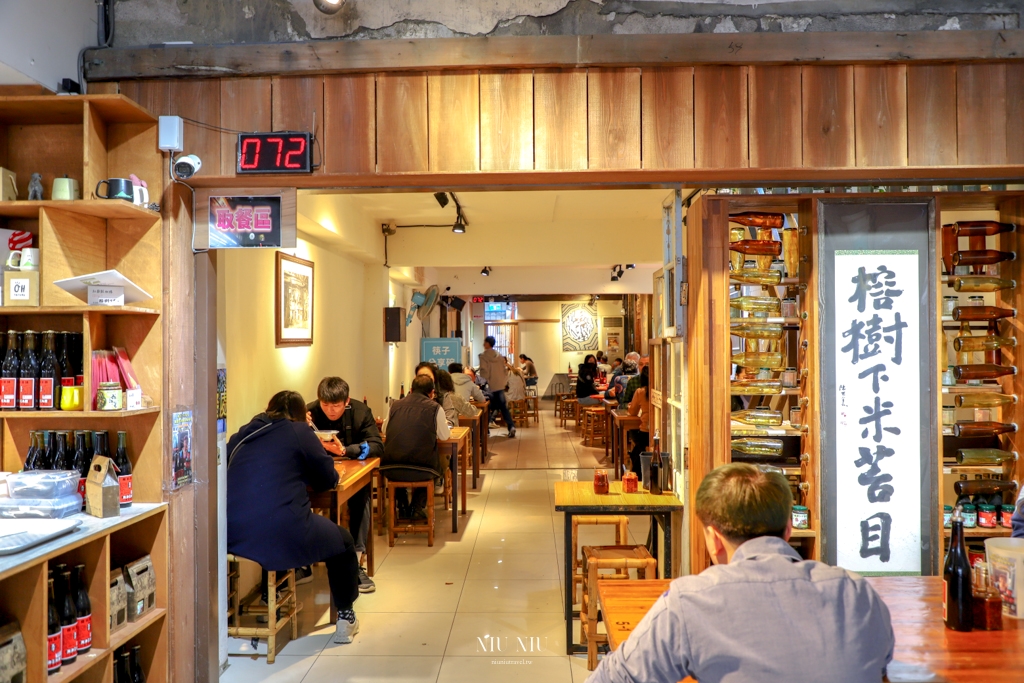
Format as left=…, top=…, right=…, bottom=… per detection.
left=109, top=574, right=128, bottom=634
left=123, top=555, right=156, bottom=622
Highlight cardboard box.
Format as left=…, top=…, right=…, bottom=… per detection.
left=123, top=555, right=156, bottom=622
left=109, top=574, right=128, bottom=634
left=3, top=271, right=38, bottom=307
left=86, top=456, right=120, bottom=518
left=0, top=168, right=15, bottom=202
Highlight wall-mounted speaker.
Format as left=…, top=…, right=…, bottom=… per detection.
left=384, top=307, right=406, bottom=342
left=449, top=296, right=467, bottom=312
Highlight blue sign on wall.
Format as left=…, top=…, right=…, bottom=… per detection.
left=421, top=338, right=462, bottom=371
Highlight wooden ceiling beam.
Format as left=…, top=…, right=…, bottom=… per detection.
left=85, top=30, right=1024, bottom=82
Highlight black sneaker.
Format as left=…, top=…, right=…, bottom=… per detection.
left=295, top=566, right=314, bottom=585
left=357, top=567, right=376, bottom=593
left=507, top=427, right=516, bottom=438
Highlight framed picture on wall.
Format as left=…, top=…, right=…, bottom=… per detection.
left=275, top=252, right=314, bottom=347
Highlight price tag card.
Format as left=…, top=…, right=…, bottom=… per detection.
left=88, top=285, right=125, bottom=306
left=125, top=388, right=142, bottom=410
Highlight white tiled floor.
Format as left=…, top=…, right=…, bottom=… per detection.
left=222, top=402, right=642, bottom=683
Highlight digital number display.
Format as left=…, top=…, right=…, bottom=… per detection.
left=236, top=132, right=312, bottom=174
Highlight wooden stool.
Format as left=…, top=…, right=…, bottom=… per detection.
left=583, top=407, right=606, bottom=447
left=559, top=398, right=578, bottom=428
left=526, top=395, right=540, bottom=422
left=509, top=399, right=530, bottom=427
left=581, top=544, right=657, bottom=670
left=226, top=555, right=302, bottom=664
left=570, top=515, right=629, bottom=604
left=575, top=401, right=588, bottom=431
left=554, top=392, right=573, bottom=417
left=386, top=479, right=435, bottom=547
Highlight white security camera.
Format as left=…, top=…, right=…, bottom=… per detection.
left=172, top=154, right=202, bottom=180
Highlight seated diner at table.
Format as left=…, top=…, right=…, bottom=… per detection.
left=226, top=390, right=361, bottom=644
left=449, top=362, right=486, bottom=404
left=590, top=462, right=894, bottom=683
left=576, top=354, right=602, bottom=407
left=305, top=376, right=381, bottom=594
left=381, top=375, right=452, bottom=519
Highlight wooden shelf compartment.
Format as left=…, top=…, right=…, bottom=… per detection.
left=2, top=412, right=162, bottom=503
left=943, top=526, right=1013, bottom=538
left=108, top=508, right=168, bottom=614
left=0, top=200, right=157, bottom=221
left=790, top=529, right=818, bottom=538
left=109, top=607, right=167, bottom=683
left=0, top=305, right=159, bottom=317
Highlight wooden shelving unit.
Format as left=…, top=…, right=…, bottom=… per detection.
left=0, top=94, right=168, bottom=683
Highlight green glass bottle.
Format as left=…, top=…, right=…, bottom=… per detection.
left=731, top=408, right=784, bottom=426
left=952, top=276, right=1016, bottom=293
left=953, top=393, right=1017, bottom=409
left=953, top=335, right=1016, bottom=353
left=730, top=322, right=784, bottom=340
left=731, top=352, right=784, bottom=369
left=730, top=296, right=782, bottom=314
left=731, top=437, right=785, bottom=457
left=730, top=269, right=782, bottom=286
left=731, top=379, right=783, bottom=395
left=955, top=448, right=1017, bottom=466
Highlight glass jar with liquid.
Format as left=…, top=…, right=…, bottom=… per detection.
left=780, top=367, right=799, bottom=388
left=943, top=296, right=959, bottom=316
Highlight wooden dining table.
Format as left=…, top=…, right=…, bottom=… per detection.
left=309, top=456, right=379, bottom=576
left=471, top=399, right=489, bottom=465
left=597, top=576, right=1024, bottom=683
left=458, top=411, right=482, bottom=489
left=439, top=426, right=470, bottom=531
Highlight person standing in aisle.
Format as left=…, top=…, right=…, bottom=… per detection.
left=306, top=377, right=380, bottom=594
left=228, top=391, right=360, bottom=644
left=478, top=336, right=516, bottom=438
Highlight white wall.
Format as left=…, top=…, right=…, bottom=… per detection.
left=0, top=1, right=96, bottom=90
left=436, top=265, right=657, bottom=296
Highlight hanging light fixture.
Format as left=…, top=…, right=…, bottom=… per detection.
left=313, top=0, right=345, bottom=14
left=452, top=217, right=467, bottom=234
left=481, top=266, right=491, bottom=277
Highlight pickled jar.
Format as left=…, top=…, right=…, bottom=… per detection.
left=943, top=504, right=953, bottom=528
left=942, top=296, right=958, bottom=316
left=791, top=505, right=809, bottom=529
left=961, top=503, right=978, bottom=528
left=593, top=470, right=609, bottom=495
left=978, top=503, right=998, bottom=528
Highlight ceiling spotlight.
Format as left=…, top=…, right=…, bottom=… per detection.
left=625, top=264, right=636, bottom=270
left=481, top=266, right=491, bottom=277
left=610, top=274, right=619, bottom=282
left=616, top=267, right=625, bottom=279
left=312, top=0, right=345, bottom=14
left=434, top=192, right=449, bottom=209
left=452, top=218, right=466, bottom=234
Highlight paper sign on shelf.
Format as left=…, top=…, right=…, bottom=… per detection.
left=88, top=285, right=125, bottom=306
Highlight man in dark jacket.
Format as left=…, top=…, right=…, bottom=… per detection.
left=307, top=376, right=382, bottom=594
left=227, top=390, right=360, bottom=644
left=382, top=375, right=451, bottom=518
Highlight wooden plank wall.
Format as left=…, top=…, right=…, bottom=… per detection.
left=113, top=62, right=1024, bottom=180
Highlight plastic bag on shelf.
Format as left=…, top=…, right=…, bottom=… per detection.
left=0, top=493, right=82, bottom=519
left=5, top=471, right=80, bottom=499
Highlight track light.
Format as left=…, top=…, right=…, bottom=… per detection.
left=434, top=192, right=449, bottom=208
left=452, top=218, right=466, bottom=234
left=481, top=266, right=491, bottom=277
left=312, top=0, right=345, bottom=14
left=616, top=267, right=624, bottom=278
left=610, top=274, right=619, bottom=282
left=625, top=264, right=636, bottom=270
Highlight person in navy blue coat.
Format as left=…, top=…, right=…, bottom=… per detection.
left=227, top=390, right=360, bottom=644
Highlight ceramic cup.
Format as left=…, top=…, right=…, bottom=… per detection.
left=5, top=247, right=39, bottom=271
left=60, top=385, right=83, bottom=411
left=95, top=178, right=134, bottom=200
left=51, top=177, right=80, bottom=201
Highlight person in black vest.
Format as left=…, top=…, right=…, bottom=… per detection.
left=227, top=390, right=360, bottom=644
left=381, top=375, right=451, bottom=519
left=306, top=376, right=382, bottom=594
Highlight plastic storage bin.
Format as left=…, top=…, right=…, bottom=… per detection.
left=5, top=471, right=80, bottom=499
left=0, top=494, right=82, bottom=519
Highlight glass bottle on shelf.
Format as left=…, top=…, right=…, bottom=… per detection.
left=953, top=276, right=1016, bottom=292
left=730, top=240, right=782, bottom=257
left=47, top=577, right=62, bottom=675
left=986, top=322, right=1005, bottom=365
left=18, top=330, right=38, bottom=411
left=952, top=421, right=1017, bottom=438
left=953, top=333, right=1016, bottom=354
left=73, top=564, right=92, bottom=653
left=971, top=564, right=1003, bottom=631
left=59, top=569, right=78, bottom=665
left=731, top=407, right=784, bottom=426
left=954, top=393, right=1017, bottom=409
left=38, top=331, right=61, bottom=410
left=731, top=351, right=784, bottom=369
left=956, top=448, right=1017, bottom=466
left=58, top=331, right=74, bottom=388
left=729, top=226, right=747, bottom=271
left=731, top=437, right=785, bottom=458
left=730, top=322, right=784, bottom=339
left=954, top=479, right=1018, bottom=498
left=52, top=430, right=72, bottom=470
left=117, top=652, right=132, bottom=683
left=955, top=322, right=973, bottom=373
left=130, top=644, right=146, bottom=683
left=731, top=379, right=783, bottom=395
left=730, top=269, right=782, bottom=286
left=953, top=220, right=1017, bottom=237
left=952, top=250, right=1016, bottom=267
left=729, top=212, right=785, bottom=228
left=755, top=227, right=775, bottom=271
left=943, top=507, right=973, bottom=632
left=0, top=329, right=19, bottom=410
left=941, top=223, right=957, bottom=275
left=73, top=431, right=90, bottom=507
left=114, top=431, right=133, bottom=507
left=782, top=227, right=800, bottom=279
left=22, top=430, right=39, bottom=471
left=729, top=296, right=782, bottom=314
left=953, top=364, right=1016, bottom=381
left=38, top=431, right=55, bottom=470
left=953, top=306, right=1015, bottom=321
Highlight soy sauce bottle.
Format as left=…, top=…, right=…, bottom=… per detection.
left=47, top=577, right=62, bottom=675
left=59, top=569, right=78, bottom=664
left=114, top=431, right=133, bottom=507
left=74, top=564, right=92, bottom=653
left=1, top=329, right=19, bottom=410
left=943, top=507, right=973, bottom=631
left=73, top=431, right=90, bottom=506
left=18, top=330, right=38, bottom=410
left=38, top=330, right=61, bottom=410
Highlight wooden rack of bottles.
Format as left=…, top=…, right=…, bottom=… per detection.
left=0, top=94, right=168, bottom=683
left=685, top=190, right=1024, bottom=574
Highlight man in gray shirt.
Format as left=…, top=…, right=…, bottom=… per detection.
left=590, top=463, right=894, bottom=683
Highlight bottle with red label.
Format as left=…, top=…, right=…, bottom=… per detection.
left=1, top=330, right=19, bottom=410
left=59, top=569, right=78, bottom=664
left=53, top=430, right=72, bottom=470
left=38, top=330, right=61, bottom=410
left=18, top=330, right=38, bottom=410
left=58, top=331, right=74, bottom=387
left=73, top=431, right=90, bottom=505
left=114, top=430, right=133, bottom=507
left=47, top=576, right=62, bottom=674
left=73, top=564, right=92, bottom=653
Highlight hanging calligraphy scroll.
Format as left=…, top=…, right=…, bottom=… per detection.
left=819, top=200, right=939, bottom=576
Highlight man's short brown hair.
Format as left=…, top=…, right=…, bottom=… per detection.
left=695, top=463, right=792, bottom=544
left=317, top=377, right=349, bottom=404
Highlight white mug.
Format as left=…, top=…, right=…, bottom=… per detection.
left=6, top=248, right=39, bottom=271
left=132, top=185, right=149, bottom=206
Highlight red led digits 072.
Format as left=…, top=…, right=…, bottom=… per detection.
left=236, top=132, right=312, bottom=173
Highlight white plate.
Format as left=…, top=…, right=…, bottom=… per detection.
left=314, top=430, right=339, bottom=441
